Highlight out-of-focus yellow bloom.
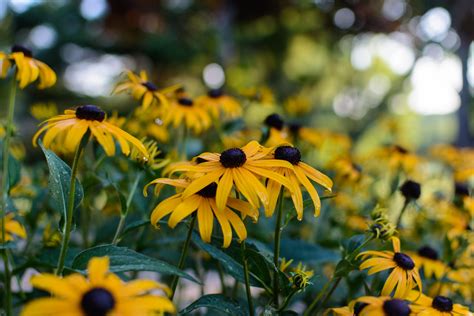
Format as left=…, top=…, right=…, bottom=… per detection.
left=113, top=70, right=179, bottom=110
left=42, top=224, right=62, bottom=248
left=1, top=45, right=56, bottom=89
left=0, top=213, right=26, bottom=242
left=284, top=95, right=312, bottom=116
left=196, top=89, right=242, bottom=120
left=162, top=97, right=211, bottom=134
left=240, top=86, right=275, bottom=106
left=410, top=246, right=448, bottom=280
left=30, top=103, right=58, bottom=121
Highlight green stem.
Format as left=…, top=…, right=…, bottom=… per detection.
left=1, top=76, right=16, bottom=316
left=396, top=200, right=409, bottom=229
left=55, top=136, right=88, bottom=276
left=241, top=241, right=255, bottom=316
left=170, top=214, right=196, bottom=299
left=179, top=125, right=188, bottom=161
left=112, top=172, right=142, bottom=245
left=273, top=190, right=284, bottom=306
left=304, top=277, right=332, bottom=316
left=217, top=262, right=227, bottom=295
left=278, top=288, right=298, bottom=312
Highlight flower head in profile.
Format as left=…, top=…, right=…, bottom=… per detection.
left=410, top=246, right=447, bottom=280
left=1, top=44, right=56, bottom=89
left=33, top=105, right=148, bottom=158
left=21, top=256, right=175, bottom=316
left=171, top=141, right=296, bottom=211
left=265, top=145, right=333, bottom=220
left=113, top=70, right=179, bottom=109
left=0, top=213, right=26, bottom=242
left=196, top=88, right=242, bottom=120
left=350, top=296, right=411, bottom=316
left=358, top=237, right=422, bottom=298
left=145, top=179, right=258, bottom=247
left=407, top=291, right=472, bottom=316
left=162, top=97, right=211, bottom=134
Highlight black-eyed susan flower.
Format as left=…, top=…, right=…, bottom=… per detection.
left=358, top=237, right=422, bottom=298
left=0, top=213, right=26, bottom=242
left=410, top=246, right=447, bottom=280
left=263, top=113, right=290, bottom=147
left=32, top=105, right=148, bottom=157
left=407, top=291, right=472, bottom=316
left=399, top=180, right=421, bottom=201
left=0, top=45, right=56, bottom=89
left=113, top=70, right=178, bottom=109
left=145, top=178, right=258, bottom=248
left=351, top=296, right=411, bottom=316
left=196, top=88, right=242, bottom=120
left=289, top=262, right=314, bottom=290
left=174, top=141, right=296, bottom=211
left=162, top=97, right=211, bottom=134
left=21, top=256, right=175, bottom=316
left=265, top=145, right=333, bottom=220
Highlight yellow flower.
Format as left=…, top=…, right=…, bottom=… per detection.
left=350, top=296, right=412, bottom=316
left=407, top=291, right=472, bottom=316
left=290, top=262, right=314, bottom=290
left=265, top=145, right=333, bottom=220
left=171, top=141, right=296, bottom=211
left=145, top=179, right=258, bottom=248
left=1, top=45, right=56, bottom=89
left=410, top=246, right=448, bottom=280
left=21, top=257, right=175, bottom=316
left=30, top=102, right=58, bottom=121
left=33, top=105, right=148, bottom=158
left=284, top=95, right=312, bottom=116
left=196, top=88, right=242, bottom=120
left=358, top=237, right=422, bottom=298
left=240, top=86, right=275, bottom=105
left=130, top=138, right=169, bottom=170
left=113, top=70, right=178, bottom=109
left=0, top=213, right=26, bottom=242
left=126, top=107, right=169, bottom=143
left=162, top=97, right=211, bottom=134
left=42, top=223, right=62, bottom=248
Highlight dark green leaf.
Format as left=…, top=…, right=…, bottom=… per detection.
left=120, top=219, right=151, bottom=237
left=71, top=245, right=199, bottom=283
left=280, top=239, right=339, bottom=263
left=39, top=142, right=83, bottom=227
left=179, top=294, right=249, bottom=316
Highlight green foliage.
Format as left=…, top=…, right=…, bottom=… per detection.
left=179, top=294, right=249, bottom=316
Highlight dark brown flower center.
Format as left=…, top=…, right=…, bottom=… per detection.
left=142, top=81, right=158, bottom=91
left=197, top=182, right=217, bottom=198
left=75, top=105, right=106, bottom=122
left=178, top=98, right=194, bottom=106
left=220, top=148, right=246, bottom=168
left=264, top=113, right=284, bottom=131
left=432, top=296, right=453, bottom=312
left=382, top=299, right=410, bottom=316
left=393, top=252, right=415, bottom=270
left=417, top=245, right=438, bottom=260
left=11, top=44, right=33, bottom=57
left=399, top=180, right=421, bottom=200
left=289, top=123, right=301, bottom=134
left=208, top=88, right=223, bottom=98
left=274, top=146, right=301, bottom=165
left=454, top=183, right=469, bottom=197
left=81, top=287, right=115, bottom=316
left=394, top=145, right=408, bottom=154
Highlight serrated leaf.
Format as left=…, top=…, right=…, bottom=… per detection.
left=39, top=142, right=83, bottom=226
left=179, top=294, right=249, bottom=316
left=71, top=245, right=200, bottom=283
left=280, top=239, right=339, bottom=263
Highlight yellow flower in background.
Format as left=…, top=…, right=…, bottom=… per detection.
left=265, top=145, right=333, bottom=220
left=145, top=179, right=258, bottom=248
left=162, top=97, right=211, bottom=134
left=410, top=246, right=447, bottom=280
left=0, top=45, right=56, bottom=89
left=240, top=86, right=275, bottom=105
left=33, top=105, right=148, bottom=158
left=196, top=88, right=242, bottom=120
left=113, top=70, right=179, bottom=109
left=42, top=223, right=62, bottom=248
left=173, top=141, right=296, bottom=211
left=358, top=237, right=422, bottom=298
left=30, top=102, right=58, bottom=121
left=284, top=95, right=312, bottom=117
left=0, top=213, right=26, bottom=242
left=127, top=107, right=169, bottom=143
left=21, top=257, right=175, bottom=316
left=407, top=291, right=472, bottom=316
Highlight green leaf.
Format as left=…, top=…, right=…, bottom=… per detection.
left=0, top=142, right=21, bottom=192
left=120, top=219, right=151, bottom=237
left=39, top=141, right=83, bottom=227
left=179, top=294, right=249, bottom=316
left=280, top=239, right=339, bottom=263
left=71, top=245, right=200, bottom=283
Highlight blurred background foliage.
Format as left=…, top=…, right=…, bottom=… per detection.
left=1, top=0, right=474, bottom=158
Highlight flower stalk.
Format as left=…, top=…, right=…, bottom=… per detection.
left=55, top=135, right=88, bottom=276
left=273, top=189, right=284, bottom=306
left=241, top=240, right=255, bottom=316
